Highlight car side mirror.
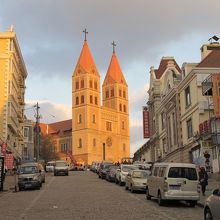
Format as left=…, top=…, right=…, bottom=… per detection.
left=213, top=189, right=220, bottom=196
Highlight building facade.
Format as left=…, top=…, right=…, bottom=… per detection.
left=0, top=26, right=27, bottom=160
left=72, top=39, right=130, bottom=165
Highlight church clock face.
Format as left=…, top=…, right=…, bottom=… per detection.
left=106, top=137, right=112, bottom=147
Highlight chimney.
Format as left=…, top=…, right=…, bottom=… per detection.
left=201, top=42, right=220, bottom=60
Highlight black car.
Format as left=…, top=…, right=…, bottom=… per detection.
left=98, top=163, right=113, bottom=179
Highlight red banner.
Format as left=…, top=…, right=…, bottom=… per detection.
left=5, top=154, right=14, bottom=170
left=143, top=107, right=150, bottom=138
left=1, top=143, right=6, bottom=154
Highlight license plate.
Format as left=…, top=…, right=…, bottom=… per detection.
left=169, top=185, right=180, bottom=190
left=25, top=183, right=32, bottom=188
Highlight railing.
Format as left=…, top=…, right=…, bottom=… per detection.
left=202, top=74, right=213, bottom=96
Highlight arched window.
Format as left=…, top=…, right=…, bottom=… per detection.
left=95, top=96, right=98, bottom=105
left=111, top=89, right=114, bottom=97
left=76, top=81, right=79, bottom=90
left=123, top=105, right=126, bottom=112
left=94, top=81, right=98, bottom=90
left=81, top=95, right=84, bottom=104
left=79, top=138, right=82, bottom=148
left=122, top=121, right=125, bottom=129
left=89, top=80, right=93, bottom=88
left=119, top=104, right=122, bottom=111
left=123, top=91, right=126, bottom=98
left=76, top=97, right=79, bottom=105
left=90, top=95, right=93, bottom=104
left=119, top=89, right=122, bottom=97
left=78, top=114, right=82, bottom=123
left=81, top=80, right=84, bottom=88
left=106, top=90, right=109, bottom=98
left=92, top=114, right=96, bottom=123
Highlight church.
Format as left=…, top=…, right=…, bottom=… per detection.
left=72, top=31, right=130, bottom=165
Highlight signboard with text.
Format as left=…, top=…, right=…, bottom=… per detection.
left=5, top=154, right=14, bottom=169
left=143, top=107, right=150, bottom=138
left=1, top=143, right=6, bottom=154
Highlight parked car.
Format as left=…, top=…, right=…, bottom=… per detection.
left=98, top=163, right=114, bottom=179
left=54, top=160, right=69, bottom=176
left=115, top=164, right=138, bottom=186
left=18, top=162, right=43, bottom=190
left=45, top=161, right=55, bottom=172
left=125, top=169, right=150, bottom=193
left=106, top=165, right=118, bottom=182
left=146, top=163, right=200, bottom=207
left=204, top=187, right=220, bottom=220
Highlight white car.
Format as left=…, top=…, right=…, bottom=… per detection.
left=204, top=187, right=220, bottom=220
left=45, top=161, right=55, bottom=172
left=54, top=160, right=69, bottom=176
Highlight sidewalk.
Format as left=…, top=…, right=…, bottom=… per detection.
left=0, top=173, right=16, bottom=196
left=197, top=173, right=220, bottom=207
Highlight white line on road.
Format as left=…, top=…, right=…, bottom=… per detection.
left=19, top=176, right=55, bottom=220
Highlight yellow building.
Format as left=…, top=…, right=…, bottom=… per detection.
left=72, top=38, right=130, bottom=165
left=0, top=26, right=27, bottom=160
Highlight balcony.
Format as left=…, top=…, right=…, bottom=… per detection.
left=202, top=75, right=213, bottom=96
left=198, top=101, right=213, bottom=114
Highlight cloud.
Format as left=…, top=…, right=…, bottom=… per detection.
left=25, top=100, right=71, bottom=124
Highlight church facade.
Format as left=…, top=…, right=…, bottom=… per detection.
left=72, top=38, right=130, bottom=165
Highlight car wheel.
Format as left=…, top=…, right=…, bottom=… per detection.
left=204, top=208, right=213, bottom=220
left=146, top=188, right=151, bottom=200
left=189, top=200, right=197, bottom=207
left=158, top=192, right=164, bottom=206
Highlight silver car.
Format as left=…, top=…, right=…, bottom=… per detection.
left=54, top=160, right=69, bottom=176
left=204, top=187, right=220, bottom=220
left=125, top=170, right=150, bottom=192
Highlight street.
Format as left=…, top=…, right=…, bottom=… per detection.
left=0, top=171, right=203, bottom=220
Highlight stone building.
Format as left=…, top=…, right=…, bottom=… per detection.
left=0, top=26, right=27, bottom=160
left=72, top=38, right=130, bottom=165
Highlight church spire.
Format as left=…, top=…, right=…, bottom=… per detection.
left=103, top=42, right=127, bottom=86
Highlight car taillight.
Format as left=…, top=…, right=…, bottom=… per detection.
left=164, top=182, right=168, bottom=192
left=197, top=183, right=200, bottom=193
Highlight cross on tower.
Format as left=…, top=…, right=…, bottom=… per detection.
left=83, top=28, right=88, bottom=41
left=112, top=41, right=116, bottom=54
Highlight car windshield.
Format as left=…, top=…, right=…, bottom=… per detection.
left=168, top=167, right=198, bottom=180
left=56, top=162, right=67, bottom=167
left=20, top=166, right=37, bottom=174
left=132, top=170, right=149, bottom=178
left=47, top=162, right=55, bottom=166
left=122, top=165, right=136, bottom=172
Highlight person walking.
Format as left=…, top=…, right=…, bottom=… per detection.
left=199, top=167, right=208, bottom=196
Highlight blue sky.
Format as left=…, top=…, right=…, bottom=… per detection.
left=0, top=0, right=219, bottom=155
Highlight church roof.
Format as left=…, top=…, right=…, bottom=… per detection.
left=103, top=52, right=127, bottom=86
left=74, top=41, right=99, bottom=75
left=196, top=50, right=220, bottom=68
left=155, top=58, right=181, bottom=79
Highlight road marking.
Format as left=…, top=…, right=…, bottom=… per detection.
left=19, top=176, right=55, bottom=220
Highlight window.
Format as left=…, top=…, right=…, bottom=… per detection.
left=119, top=104, right=122, bottom=111
left=81, top=95, right=84, bottom=104
left=89, top=80, right=93, bottom=88
left=153, top=167, right=159, bottom=176
left=158, top=167, right=166, bottom=177
left=168, top=116, right=172, bottom=147
left=78, top=114, right=82, bottom=123
left=123, top=105, right=126, bottom=112
left=76, top=97, right=79, bottom=105
left=61, top=143, right=68, bottom=152
left=187, top=118, right=193, bottom=139
left=172, top=112, right=177, bottom=145
left=90, top=95, right=93, bottom=104
left=122, top=121, right=125, bottom=129
left=93, top=138, right=96, bottom=147
left=79, top=139, right=82, bottom=148
left=94, top=81, right=98, bottom=90
left=24, top=127, right=29, bottom=138
left=162, top=138, right=167, bottom=154
left=92, top=114, right=96, bottom=123
left=185, top=86, right=191, bottom=107
left=95, top=97, right=98, bottom=105
left=106, top=121, right=112, bottom=131
left=119, top=89, right=122, bottom=97
left=161, top=112, right=165, bottom=130
left=106, top=90, right=109, bottom=98
left=111, top=89, right=114, bottom=97
left=76, top=81, right=79, bottom=90
left=123, top=91, right=126, bottom=98
left=168, top=167, right=197, bottom=180
left=81, top=80, right=84, bottom=88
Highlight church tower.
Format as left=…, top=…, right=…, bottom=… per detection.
left=102, top=42, right=130, bottom=162
left=72, top=30, right=101, bottom=164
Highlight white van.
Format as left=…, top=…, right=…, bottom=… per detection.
left=146, top=163, right=200, bottom=207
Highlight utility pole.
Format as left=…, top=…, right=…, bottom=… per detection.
left=34, top=103, right=41, bottom=161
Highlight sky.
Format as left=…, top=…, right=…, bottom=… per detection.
left=1, top=0, right=220, bottom=156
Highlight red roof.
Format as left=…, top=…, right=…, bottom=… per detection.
left=103, top=53, right=127, bottom=86
left=155, top=58, right=181, bottom=79
left=197, top=50, right=220, bottom=68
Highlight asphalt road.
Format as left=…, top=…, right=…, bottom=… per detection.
left=0, top=171, right=203, bottom=220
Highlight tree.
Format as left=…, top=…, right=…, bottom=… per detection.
left=40, top=134, right=59, bottom=162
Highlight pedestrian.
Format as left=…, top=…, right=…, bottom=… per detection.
left=198, top=166, right=208, bottom=196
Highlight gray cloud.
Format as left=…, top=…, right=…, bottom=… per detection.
left=1, top=0, right=220, bottom=80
